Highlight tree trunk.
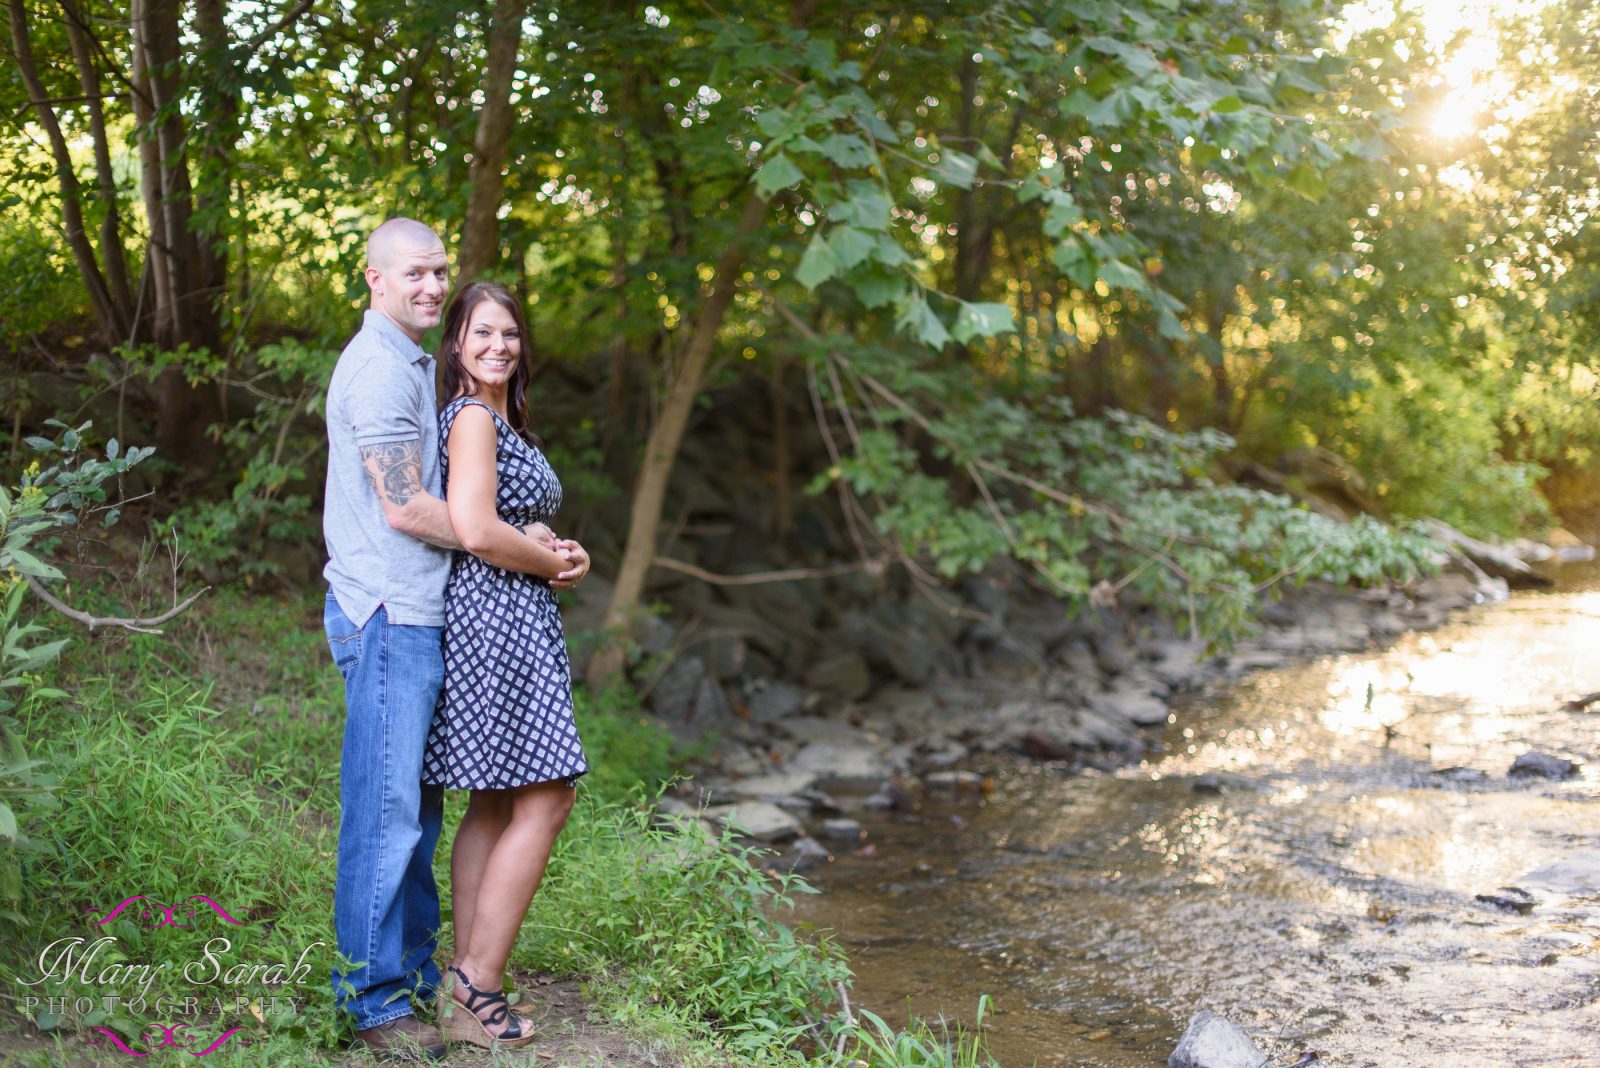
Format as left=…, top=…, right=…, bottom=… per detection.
left=193, top=0, right=236, bottom=321
left=588, top=192, right=769, bottom=686
left=130, top=0, right=221, bottom=466
left=770, top=358, right=792, bottom=541
left=59, top=0, right=136, bottom=333
left=10, top=0, right=125, bottom=344
left=457, top=0, right=527, bottom=283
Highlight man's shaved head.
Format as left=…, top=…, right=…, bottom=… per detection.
left=367, top=218, right=444, bottom=271
left=364, top=218, right=449, bottom=342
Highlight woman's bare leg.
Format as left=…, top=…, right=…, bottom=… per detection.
left=452, top=781, right=576, bottom=1033
left=448, top=791, right=510, bottom=958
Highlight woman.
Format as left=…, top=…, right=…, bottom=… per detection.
left=421, top=281, right=592, bottom=1048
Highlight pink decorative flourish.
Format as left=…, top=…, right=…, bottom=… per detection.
left=87, top=1024, right=250, bottom=1057
left=184, top=895, right=247, bottom=926
left=189, top=1028, right=247, bottom=1056
left=87, top=894, right=248, bottom=928
left=85, top=1029, right=148, bottom=1056
left=144, top=1024, right=186, bottom=1050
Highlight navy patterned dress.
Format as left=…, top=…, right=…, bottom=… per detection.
left=422, top=396, right=588, bottom=790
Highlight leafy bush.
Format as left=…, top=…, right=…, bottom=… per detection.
left=845, top=997, right=1001, bottom=1068
left=522, top=798, right=850, bottom=1059
left=1, top=424, right=153, bottom=917
left=9, top=682, right=343, bottom=1051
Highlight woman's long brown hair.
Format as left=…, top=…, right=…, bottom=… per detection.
left=438, top=281, right=542, bottom=447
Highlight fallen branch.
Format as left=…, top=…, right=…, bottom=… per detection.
left=651, top=556, right=876, bottom=586
left=1563, top=691, right=1600, bottom=711
left=833, top=980, right=857, bottom=1057
left=24, top=576, right=209, bottom=635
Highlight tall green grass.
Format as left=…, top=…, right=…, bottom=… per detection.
left=0, top=590, right=872, bottom=1065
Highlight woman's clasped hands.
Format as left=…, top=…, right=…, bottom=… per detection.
left=523, top=521, right=590, bottom=590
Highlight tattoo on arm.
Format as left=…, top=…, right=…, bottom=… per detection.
left=359, top=441, right=424, bottom=507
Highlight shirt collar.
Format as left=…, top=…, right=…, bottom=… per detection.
left=363, top=309, right=433, bottom=365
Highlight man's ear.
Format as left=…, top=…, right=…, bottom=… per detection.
left=364, top=265, right=382, bottom=293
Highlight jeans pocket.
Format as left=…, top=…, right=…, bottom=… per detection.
left=325, top=599, right=363, bottom=674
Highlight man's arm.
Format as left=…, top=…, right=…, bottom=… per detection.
left=359, top=440, right=463, bottom=550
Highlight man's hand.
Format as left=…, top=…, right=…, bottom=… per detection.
left=550, top=539, right=590, bottom=591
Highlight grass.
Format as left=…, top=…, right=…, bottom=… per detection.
left=0, top=585, right=1002, bottom=1067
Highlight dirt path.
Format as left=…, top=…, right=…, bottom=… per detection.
left=419, top=974, right=690, bottom=1068
left=1, top=975, right=696, bottom=1068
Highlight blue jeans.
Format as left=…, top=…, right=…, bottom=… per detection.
left=324, top=593, right=445, bottom=1030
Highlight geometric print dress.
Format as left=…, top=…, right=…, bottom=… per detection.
left=421, top=396, right=589, bottom=790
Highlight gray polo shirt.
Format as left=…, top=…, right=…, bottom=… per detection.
left=322, top=309, right=452, bottom=627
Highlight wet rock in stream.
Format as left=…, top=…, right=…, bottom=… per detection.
left=1508, top=751, right=1582, bottom=780
left=1475, top=887, right=1538, bottom=914
left=1168, top=1010, right=1268, bottom=1068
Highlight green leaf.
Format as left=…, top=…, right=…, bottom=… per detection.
left=851, top=272, right=905, bottom=310
left=827, top=226, right=875, bottom=270
left=1053, top=238, right=1097, bottom=290
left=834, top=183, right=892, bottom=230
left=895, top=292, right=950, bottom=349
left=1042, top=192, right=1083, bottom=237
left=932, top=150, right=977, bottom=189
left=795, top=232, right=841, bottom=289
left=1353, top=133, right=1391, bottom=161
left=754, top=105, right=800, bottom=141
left=3, top=549, right=62, bottom=581
left=816, top=132, right=875, bottom=168
left=874, top=236, right=914, bottom=267
left=1058, top=89, right=1097, bottom=118
left=1085, top=91, right=1132, bottom=127
left=950, top=302, right=1015, bottom=344
left=1190, top=142, right=1222, bottom=166
left=1287, top=162, right=1327, bottom=202
left=753, top=153, right=805, bottom=196
left=0, top=801, right=15, bottom=842
left=1097, top=258, right=1149, bottom=292
left=1211, top=95, right=1246, bottom=113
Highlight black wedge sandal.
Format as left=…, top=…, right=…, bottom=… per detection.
left=437, top=963, right=536, bottom=1049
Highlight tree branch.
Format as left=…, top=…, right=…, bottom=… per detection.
left=24, top=576, right=209, bottom=635
left=651, top=555, right=875, bottom=586
left=247, top=0, right=315, bottom=52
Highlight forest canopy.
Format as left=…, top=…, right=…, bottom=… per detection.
left=3, top=0, right=1597, bottom=642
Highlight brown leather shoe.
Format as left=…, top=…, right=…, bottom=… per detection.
left=351, top=1014, right=447, bottom=1061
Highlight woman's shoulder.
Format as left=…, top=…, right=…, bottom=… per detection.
left=439, top=395, right=504, bottom=445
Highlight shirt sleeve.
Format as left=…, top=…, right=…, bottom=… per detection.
left=345, top=355, right=426, bottom=446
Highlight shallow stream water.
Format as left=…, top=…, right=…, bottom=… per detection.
left=797, top=565, right=1600, bottom=1067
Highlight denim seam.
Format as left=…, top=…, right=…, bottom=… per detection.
left=358, top=1004, right=414, bottom=1031
left=365, top=608, right=391, bottom=1010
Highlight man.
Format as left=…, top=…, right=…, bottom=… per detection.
left=321, top=218, right=460, bottom=1059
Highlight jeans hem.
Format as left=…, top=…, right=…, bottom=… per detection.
left=352, top=1004, right=416, bottom=1032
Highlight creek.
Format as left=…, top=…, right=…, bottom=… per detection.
left=797, top=564, right=1600, bottom=1067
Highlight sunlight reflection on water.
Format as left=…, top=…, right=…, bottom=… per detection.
left=800, top=564, right=1600, bottom=1067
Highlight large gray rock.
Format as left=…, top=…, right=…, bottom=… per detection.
left=746, top=680, right=806, bottom=725
left=714, top=770, right=820, bottom=802
left=805, top=648, right=874, bottom=700
left=790, top=741, right=892, bottom=794
left=1508, top=751, right=1581, bottom=780
left=844, top=614, right=939, bottom=687
left=648, top=656, right=706, bottom=723
left=1520, top=851, right=1600, bottom=895
left=1168, top=1011, right=1267, bottom=1068
left=690, top=678, right=733, bottom=731
left=778, top=716, right=875, bottom=747
left=1091, top=685, right=1172, bottom=727
left=702, top=800, right=804, bottom=843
